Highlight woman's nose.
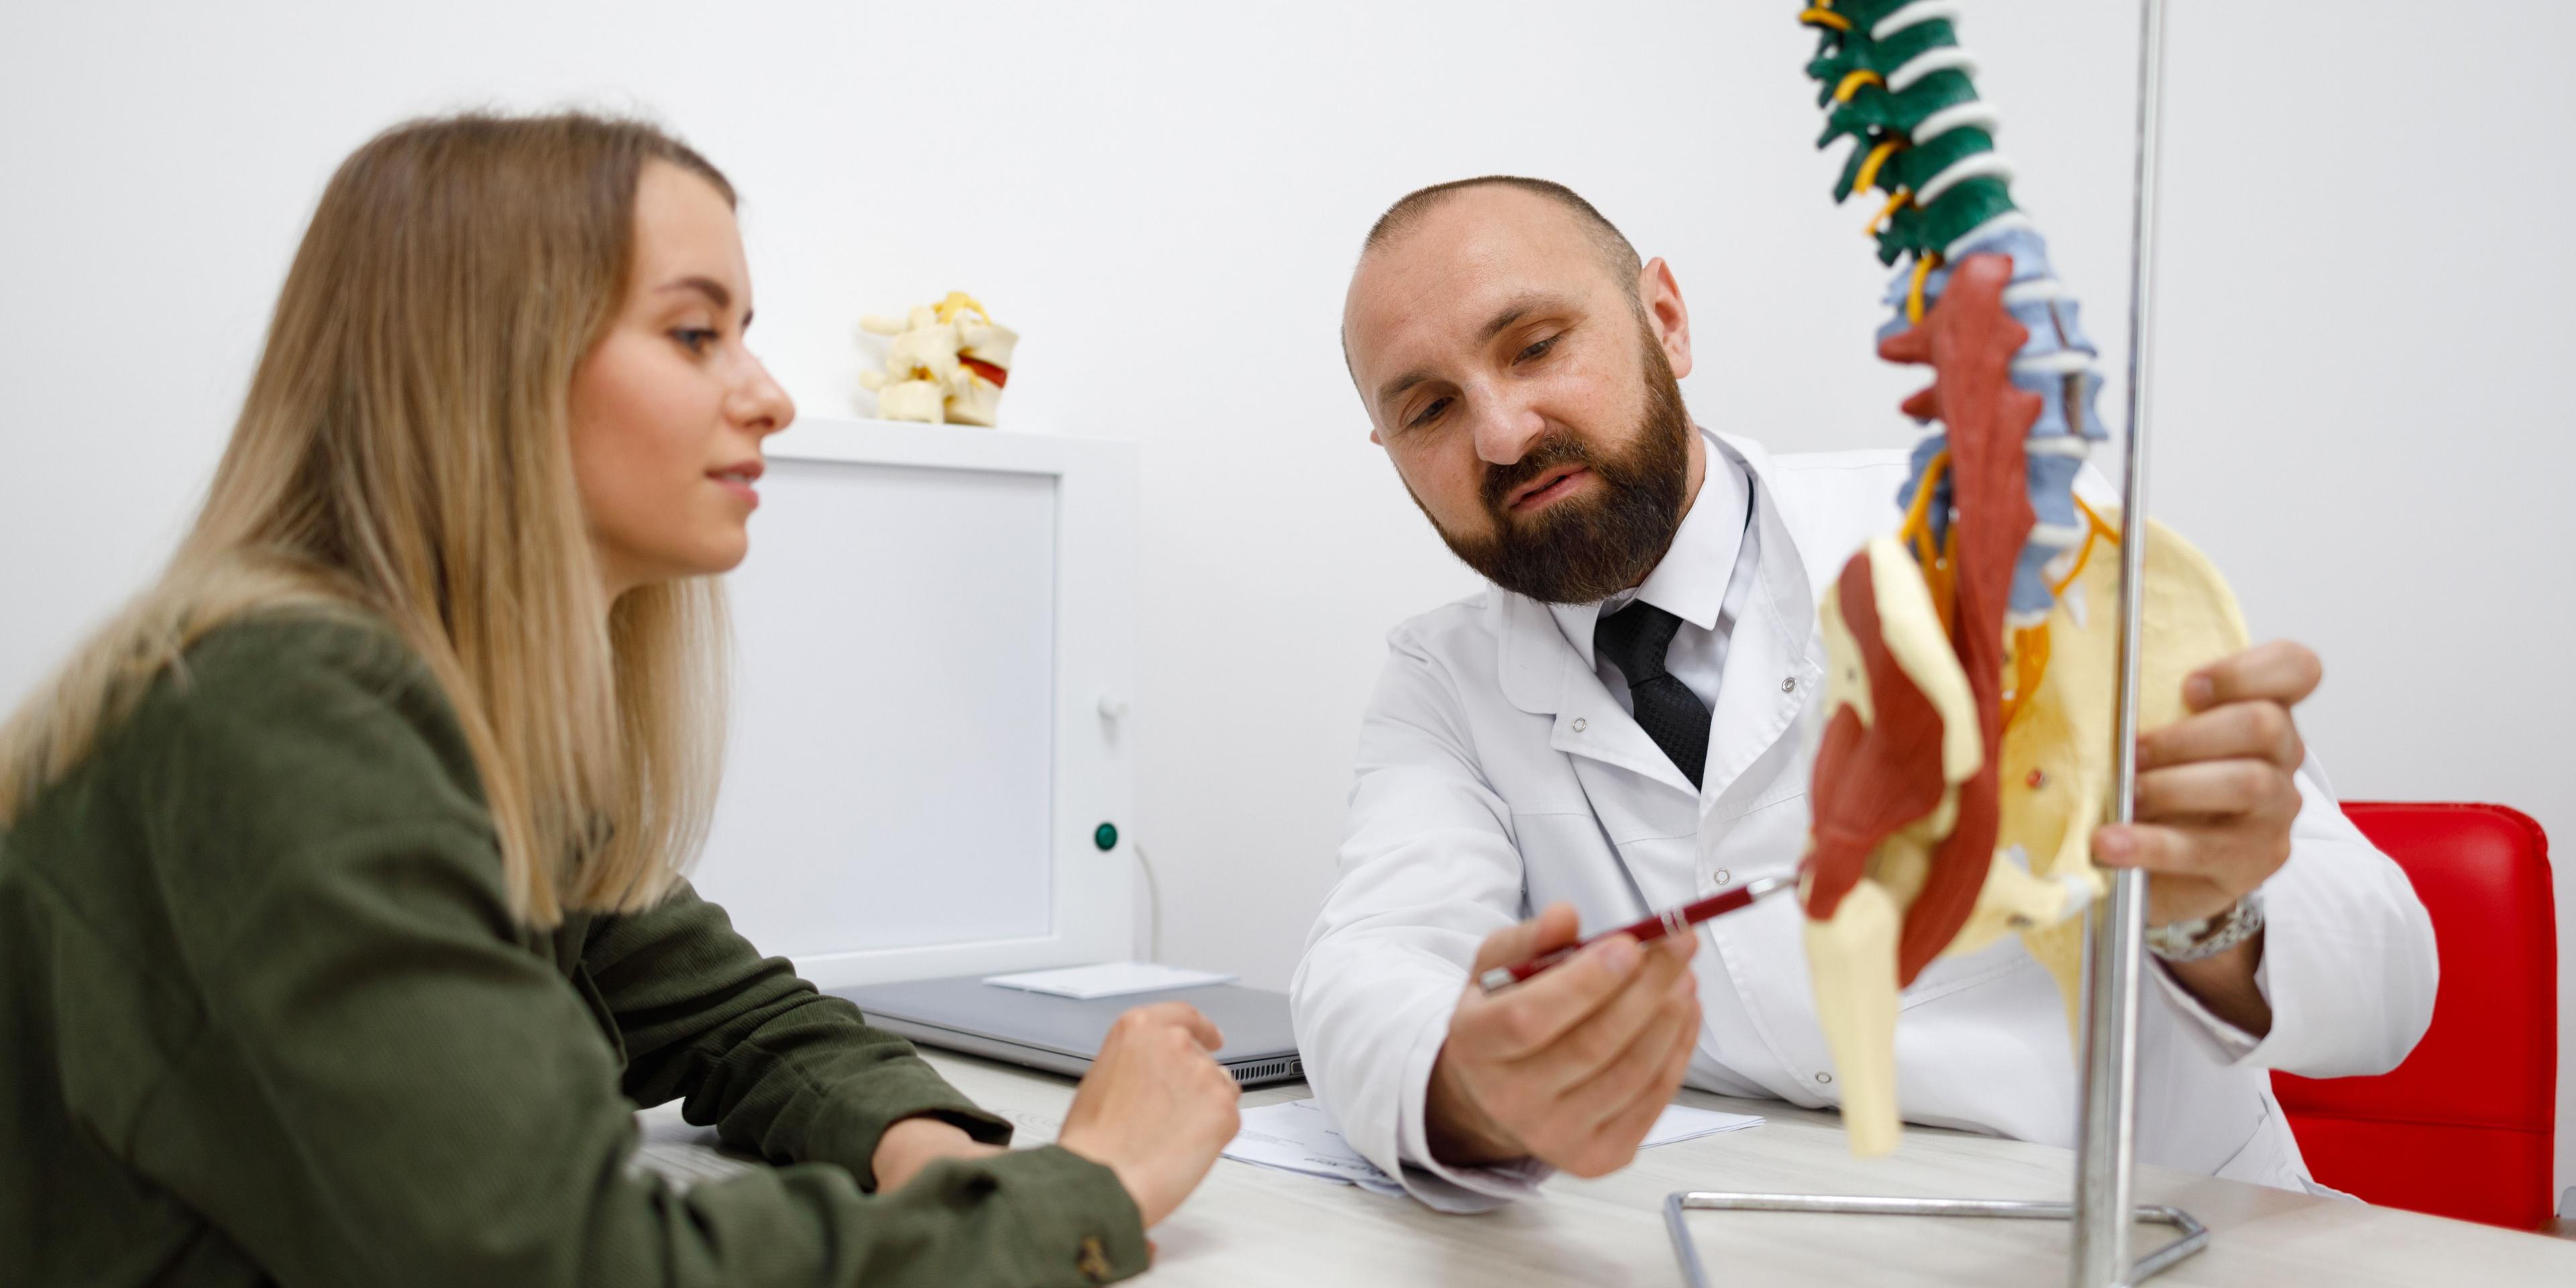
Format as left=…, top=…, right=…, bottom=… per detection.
left=732, top=356, right=796, bottom=437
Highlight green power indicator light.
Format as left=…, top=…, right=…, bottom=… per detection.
left=1093, top=822, right=1119, bottom=852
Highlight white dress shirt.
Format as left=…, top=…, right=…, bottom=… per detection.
left=1548, top=443, right=1760, bottom=722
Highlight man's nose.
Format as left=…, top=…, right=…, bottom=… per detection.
left=1468, top=388, right=1548, bottom=468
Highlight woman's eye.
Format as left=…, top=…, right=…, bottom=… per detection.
left=673, top=327, right=719, bottom=355
left=1407, top=396, right=1450, bottom=429
left=1517, top=335, right=1558, bottom=364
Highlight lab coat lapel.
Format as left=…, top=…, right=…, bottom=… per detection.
left=1492, top=590, right=1699, bottom=798
left=1700, top=435, right=1825, bottom=820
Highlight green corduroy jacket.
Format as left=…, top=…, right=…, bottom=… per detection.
left=0, top=613, right=1147, bottom=1287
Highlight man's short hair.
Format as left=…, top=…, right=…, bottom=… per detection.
left=1360, top=176, right=1644, bottom=300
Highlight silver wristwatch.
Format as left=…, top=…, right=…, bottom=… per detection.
left=2144, top=890, right=2265, bottom=963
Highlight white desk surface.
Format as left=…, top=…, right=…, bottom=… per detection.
left=641, top=1049, right=2576, bottom=1286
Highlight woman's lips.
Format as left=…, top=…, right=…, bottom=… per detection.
left=709, top=471, right=760, bottom=507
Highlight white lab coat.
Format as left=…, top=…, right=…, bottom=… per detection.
left=1290, top=434, right=2438, bottom=1212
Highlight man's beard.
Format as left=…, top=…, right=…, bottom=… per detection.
left=1415, top=329, right=1694, bottom=604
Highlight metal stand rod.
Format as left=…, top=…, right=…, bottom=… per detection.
left=2073, top=0, right=2174, bottom=1283
left=1665, top=1192, right=2209, bottom=1288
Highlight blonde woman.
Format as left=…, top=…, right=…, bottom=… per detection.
left=0, top=113, right=1238, bottom=1287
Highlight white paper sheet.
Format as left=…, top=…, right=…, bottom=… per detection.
left=1221, top=1099, right=1762, bottom=1195
left=1220, top=1099, right=1407, bottom=1196
left=981, top=961, right=1238, bottom=1000
left=1642, top=1103, right=1768, bottom=1147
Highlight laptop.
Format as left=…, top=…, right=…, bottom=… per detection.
left=833, top=975, right=1305, bottom=1087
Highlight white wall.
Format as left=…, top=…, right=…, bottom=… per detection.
left=4, top=1, right=2567, bottom=1198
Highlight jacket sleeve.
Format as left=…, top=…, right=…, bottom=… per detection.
left=1288, top=627, right=1553, bottom=1213
left=123, top=631, right=1148, bottom=1288
left=2147, top=753, right=2439, bottom=1077
left=586, top=880, right=1014, bottom=1179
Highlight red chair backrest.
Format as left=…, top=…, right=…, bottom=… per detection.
left=2272, top=802, right=2557, bottom=1230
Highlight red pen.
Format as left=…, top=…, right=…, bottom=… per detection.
left=1477, top=874, right=1796, bottom=992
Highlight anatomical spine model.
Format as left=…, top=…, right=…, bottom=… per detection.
left=858, top=292, right=1019, bottom=426
left=1792, top=0, right=2249, bottom=1156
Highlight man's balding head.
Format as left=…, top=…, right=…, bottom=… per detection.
left=1360, top=176, right=1644, bottom=304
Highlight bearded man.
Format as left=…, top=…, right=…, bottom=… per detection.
left=1288, top=176, right=2436, bottom=1211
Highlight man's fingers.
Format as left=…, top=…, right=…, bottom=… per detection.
left=1574, top=1018, right=1699, bottom=1175
left=1563, top=972, right=1699, bottom=1130
left=2097, top=819, right=2285, bottom=883
left=1520, top=947, right=1693, bottom=1094
left=2137, top=699, right=2304, bottom=772
left=2184, top=641, right=2321, bottom=713
left=1462, top=932, right=1651, bottom=1059
left=2096, top=819, right=2289, bottom=907
left=2132, top=759, right=2300, bottom=824
left=1471, top=902, right=1583, bottom=974
left=2092, top=821, right=2203, bottom=875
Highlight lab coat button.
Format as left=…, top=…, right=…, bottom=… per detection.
left=1815, top=1071, right=1833, bottom=1084
left=1781, top=676, right=1798, bottom=693
left=1714, top=869, right=1731, bottom=885
left=1571, top=717, right=1587, bottom=733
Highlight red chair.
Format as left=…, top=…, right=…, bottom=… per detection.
left=2271, top=802, right=2557, bottom=1230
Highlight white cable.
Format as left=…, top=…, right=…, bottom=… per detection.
left=1134, top=842, right=1164, bottom=963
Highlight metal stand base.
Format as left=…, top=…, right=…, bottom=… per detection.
left=1664, top=1191, right=2208, bottom=1288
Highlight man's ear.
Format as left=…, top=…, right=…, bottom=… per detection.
left=1368, top=427, right=1385, bottom=445
left=1638, top=256, right=1694, bottom=380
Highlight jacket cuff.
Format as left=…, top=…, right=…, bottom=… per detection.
left=1392, top=998, right=1552, bottom=1211
left=937, top=1144, right=1151, bottom=1285
left=810, top=1057, right=1018, bottom=1187
left=2147, top=953, right=2267, bottom=1065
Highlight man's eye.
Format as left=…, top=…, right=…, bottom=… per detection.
left=674, top=327, right=719, bottom=354
left=1517, top=335, right=1558, bottom=364
left=1407, top=396, right=1450, bottom=429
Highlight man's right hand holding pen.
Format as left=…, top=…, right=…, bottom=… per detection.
left=1423, top=903, right=1703, bottom=1175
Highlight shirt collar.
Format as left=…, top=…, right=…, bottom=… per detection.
left=1547, top=427, right=1752, bottom=663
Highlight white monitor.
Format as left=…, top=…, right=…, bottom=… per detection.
left=687, top=418, right=1136, bottom=991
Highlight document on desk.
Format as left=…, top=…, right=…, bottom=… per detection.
left=981, top=961, right=1238, bottom=999
left=1222, top=1099, right=1762, bottom=1195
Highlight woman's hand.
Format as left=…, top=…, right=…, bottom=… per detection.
left=1055, top=1001, right=1242, bottom=1227
left=871, top=1116, right=1006, bottom=1194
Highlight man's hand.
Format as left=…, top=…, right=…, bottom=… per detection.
left=871, top=1116, right=1006, bottom=1194
left=1424, top=902, right=1701, bottom=1177
left=2092, top=639, right=2322, bottom=1033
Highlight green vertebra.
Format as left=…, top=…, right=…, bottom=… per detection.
left=1801, top=1, right=2016, bottom=265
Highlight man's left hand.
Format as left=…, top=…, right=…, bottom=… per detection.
left=2092, top=639, right=2320, bottom=928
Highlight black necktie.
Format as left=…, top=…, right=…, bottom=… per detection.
left=1593, top=602, right=1711, bottom=789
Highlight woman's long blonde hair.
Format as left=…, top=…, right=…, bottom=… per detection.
left=0, top=112, right=735, bottom=926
